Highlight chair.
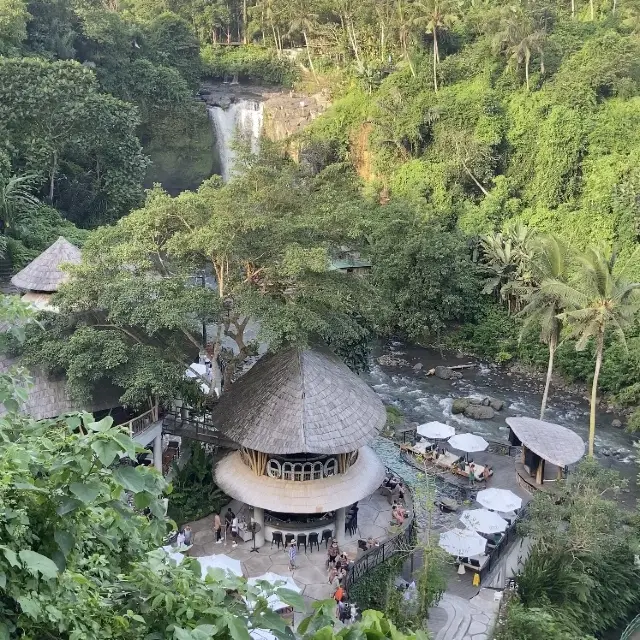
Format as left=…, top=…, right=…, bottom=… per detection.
left=358, top=539, right=368, bottom=551
left=470, top=558, right=481, bottom=568
left=284, top=533, right=295, bottom=547
left=271, top=531, right=283, bottom=549
left=308, top=532, right=320, bottom=552
left=296, top=533, right=307, bottom=552
left=321, top=529, right=333, bottom=548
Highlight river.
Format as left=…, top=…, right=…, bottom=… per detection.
left=364, top=340, right=638, bottom=507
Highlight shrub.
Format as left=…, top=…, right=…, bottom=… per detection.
left=167, top=441, right=227, bottom=526
left=200, top=45, right=297, bottom=86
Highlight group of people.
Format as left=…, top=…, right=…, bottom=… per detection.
left=212, top=508, right=240, bottom=548
left=391, top=500, right=408, bottom=525
left=325, top=539, right=355, bottom=622
left=382, top=474, right=406, bottom=501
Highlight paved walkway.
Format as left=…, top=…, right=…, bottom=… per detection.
left=184, top=491, right=399, bottom=620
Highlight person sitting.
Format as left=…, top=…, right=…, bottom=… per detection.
left=392, top=505, right=405, bottom=526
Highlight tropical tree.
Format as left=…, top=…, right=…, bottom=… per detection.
left=0, top=173, right=39, bottom=234
left=493, top=10, right=545, bottom=91
left=549, top=248, right=640, bottom=457
left=517, top=235, right=570, bottom=420
left=285, top=0, right=319, bottom=81
left=413, top=0, right=459, bottom=92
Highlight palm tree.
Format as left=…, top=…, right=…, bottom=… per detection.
left=414, top=0, right=459, bottom=92
left=493, top=12, right=545, bottom=91
left=548, top=247, right=640, bottom=457
left=517, top=236, right=570, bottom=419
left=0, top=174, right=39, bottom=234
left=286, top=0, right=319, bottom=82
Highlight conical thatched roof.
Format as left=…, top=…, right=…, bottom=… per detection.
left=211, top=347, right=386, bottom=454
left=11, top=236, right=81, bottom=292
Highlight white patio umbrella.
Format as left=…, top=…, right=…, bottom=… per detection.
left=460, top=509, right=508, bottom=534
left=185, top=362, right=211, bottom=393
left=447, top=433, right=489, bottom=453
left=476, top=488, right=522, bottom=513
left=416, top=421, right=456, bottom=440
left=198, top=553, right=243, bottom=578
left=438, top=528, right=487, bottom=557
left=247, top=572, right=301, bottom=612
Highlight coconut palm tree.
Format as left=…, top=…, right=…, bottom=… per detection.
left=286, top=0, right=319, bottom=82
left=517, top=235, right=570, bottom=419
left=0, top=174, right=39, bottom=235
left=547, top=247, right=640, bottom=457
left=414, top=0, right=459, bottom=92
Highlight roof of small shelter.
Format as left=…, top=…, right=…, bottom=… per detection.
left=506, top=417, right=585, bottom=467
left=215, top=445, right=385, bottom=513
left=211, top=347, right=386, bottom=454
left=0, top=354, right=121, bottom=420
left=11, top=236, right=81, bottom=292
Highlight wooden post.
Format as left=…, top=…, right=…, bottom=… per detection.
left=536, top=458, right=545, bottom=485
left=521, top=445, right=526, bottom=465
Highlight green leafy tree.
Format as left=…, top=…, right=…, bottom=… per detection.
left=517, top=235, right=571, bottom=419
left=0, top=174, right=39, bottom=234
left=0, top=0, right=29, bottom=54
left=549, top=247, right=640, bottom=456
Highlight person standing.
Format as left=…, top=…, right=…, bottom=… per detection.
left=214, top=513, right=222, bottom=543
left=469, top=463, right=476, bottom=488
left=225, top=508, right=235, bottom=535
left=231, top=515, right=239, bottom=548
left=183, top=525, right=193, bottom=546
left=288, top=541, right=297, bottom=571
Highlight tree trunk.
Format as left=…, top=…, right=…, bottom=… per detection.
left=525, top=50, right=530, bottom=91
left=49, top=150, right=57, bottom=202
left=571, top=0, right=575, bottom=18
left=432, top=29, right=438, bottom=93
left=588, top=328, right=604, bottom=457
left=243, top=0, right=248, bottom=44
left=271, top=24, right=280, bottom=55
left=590, top=0, right=594, bottom=19
left=613, top=0, right=617, bottom=13
left=303, top=30, right=318, bottom=82
left=540, top=333, right=557, bottom=420
left=380, top=20, right=385, bottom=62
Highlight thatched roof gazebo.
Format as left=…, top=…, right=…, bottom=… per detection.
left=506, top=417, right=585, bottom=491
left=213, top=347, right=387, bottom=546
left=11, top=236, right=81, bottom=311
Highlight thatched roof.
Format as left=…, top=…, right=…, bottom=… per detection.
left=0, top=354, right=120, bottom=420
left=215, top=445, right=385, bottom=513
left=506, top=417, right=585, bottom=467
left=11, top=236, right=81, bottom=292
left=211, top=347, right=386, bottom=454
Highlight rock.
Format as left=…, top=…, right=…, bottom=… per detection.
left=377, top=354, right=410, bottom=367
left=464, top=405, right=495, bottom=420
left=434, top=366, right=454, bottom=380
left=451, top=398, right=470, bottom=414
left=601, top=449, right=611, bottom=456
left=481, top=397, right=491, bottom=406
left=413, top=363, right=424, bottom=371
left=612, top=419, right=622, bottom=428
left=489, top=398, right=505, bottom=411
left=468, top=397, right=483, bottom=405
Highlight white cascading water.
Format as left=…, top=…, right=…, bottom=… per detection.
left=208, top=100, right=264, bottom=182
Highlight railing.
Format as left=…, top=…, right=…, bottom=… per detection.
left=120, top=406, right=162, bottom=438
left=621, top=614, right=640, bottom=640
left=344, top=519, right=415, bottom=594
left=162, top=409, right=236, bottom=447
left=399, top=430, right=521, bottom=458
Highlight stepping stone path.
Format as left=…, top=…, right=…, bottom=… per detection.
left=429, top=591, right=500, bottom=640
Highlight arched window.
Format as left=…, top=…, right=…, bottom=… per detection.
left=302, top=462, right=313, bottom=481
left=293, top=463, right=303, bottom=482
left=282, top=462, right=294, bottom=480
left=312, top=461, right=323, bottom=480
left=267, top=459, right=282, bottom=478
left=324, top=458, right=337, bottom=477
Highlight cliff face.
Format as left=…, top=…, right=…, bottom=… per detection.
left=199, top=81, right=330, bottom=142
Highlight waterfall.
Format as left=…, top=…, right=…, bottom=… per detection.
left=208, top=100, right=264, bottom=182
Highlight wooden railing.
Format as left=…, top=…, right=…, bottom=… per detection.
left=120, top=406, right=161, bottom=438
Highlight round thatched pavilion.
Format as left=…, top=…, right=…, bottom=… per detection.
left=213, top=347, right=386, bottom=547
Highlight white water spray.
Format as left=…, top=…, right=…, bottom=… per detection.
left=208, top=100, right=264, bottom=182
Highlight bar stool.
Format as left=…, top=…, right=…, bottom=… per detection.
left=296, top=533, right=307, bottom=552
left=271, top=531, right=283, bottom=549
left=284, top=533, right=295, bottom=547
left=321, top=529, right=333, bottom=548
left=308, top=532, right=320, bottom=552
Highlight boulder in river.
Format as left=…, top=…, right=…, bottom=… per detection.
left=612, top=419, right=622, bottom=428
left=489, top=398, right=505, bottom=411
left=433, top=366, right=462, bottom=380
left=464, top=404, right=495, bottom=420
left=451, top=398, right=470, bottom=414
left=413, top=363, right=424, bottom=371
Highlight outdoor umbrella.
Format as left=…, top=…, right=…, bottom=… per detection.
left=460, top=509, right=508, bottom=534
left=476, top=488, right=522, bottom=513
left=447, top=433, right=489, bottom=462
left=438, top=528, right=487, bottom=557
left=247, top=572, right=302, bottom=612
left=416, top=422, right=455, bottom=440
left=198, top=554, right=243, bottom=578
left=185, top=362, right=211, bottom=394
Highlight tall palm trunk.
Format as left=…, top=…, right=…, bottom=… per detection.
left=525, top=50, right=530, bottom=91
left=432, top=28, right=438, bottom=93
left=571, top=0, right=575, bottom=18
left=588, top=327, right=604, bottom=457
left=590, top=0, right=594, bottom=19
left=302, top=30, right=318, bottom=82
left=540, top=332, right=557, bottom=419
